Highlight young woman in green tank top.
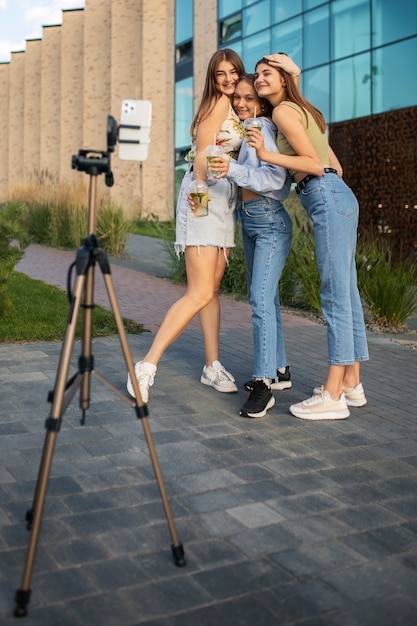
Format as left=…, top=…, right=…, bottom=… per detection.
left=245, top=53, right=369, bottom=421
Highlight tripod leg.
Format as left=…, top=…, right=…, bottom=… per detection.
left=96, top=250, right=185, bottom=566
left=78, top=256, right=96, bottom=423
left=14, top=273, right=87, bottom=617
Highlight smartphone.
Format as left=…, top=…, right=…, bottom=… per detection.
left=118, top=99, right=152, bottom=161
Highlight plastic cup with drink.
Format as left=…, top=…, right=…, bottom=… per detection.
left=188, top=179, right=209, bottom=217
left=243, top=117, right=263, bottom=142
left=205, top=145, right=225, bottom=181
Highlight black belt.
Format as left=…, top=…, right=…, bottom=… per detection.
left=295, top=168, right=338, bottom=194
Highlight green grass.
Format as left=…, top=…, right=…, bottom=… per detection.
left=0, top=272, right=147, bottom=342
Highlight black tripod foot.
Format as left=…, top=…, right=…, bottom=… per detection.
left=172, top=543, right=186, bottom=567
left=25, top=509, right=33, bottom=530
left=14, top=589, right=31, bottom=617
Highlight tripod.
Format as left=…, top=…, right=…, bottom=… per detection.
left=14, top=144, right=185, bottom=618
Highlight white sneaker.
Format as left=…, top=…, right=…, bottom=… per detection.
left=313, top=383, right=367, bottom=407
left=290, top=390, right=350, bottom=420
left=200, top=360, right=238, bottom=393
left=126, top=361, right=156, bottom=403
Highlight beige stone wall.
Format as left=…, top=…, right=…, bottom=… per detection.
left=60, top=10, right=84, bottom=182
left=0, top=0, right=178, bottom=219
left=23, top=40, right=41, bottom=180
left=109, top=0, right=144, bottom=214
left=83, top=0, right=111, bottom=153
left=193, top=0, right=217, bottom=103
left=8, top=52, right=25, bottom=188
left=0, top=63, right=10, bottom=197
left=40, top=26, right=61, bottom=179
left=138, top=0, right=175, bottom=218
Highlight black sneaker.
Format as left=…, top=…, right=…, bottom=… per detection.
left=240, top=380, right=275, bottom=418
left=244, top=366, right=292, bottom=392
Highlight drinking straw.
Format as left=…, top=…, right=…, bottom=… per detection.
left=213, top=134, right=216, bottom=146
left=254, top=106, right=257, bottom=118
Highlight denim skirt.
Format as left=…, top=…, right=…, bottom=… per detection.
left=175, top=170, right=238, bottom=255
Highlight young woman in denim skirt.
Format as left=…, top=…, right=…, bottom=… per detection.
left=209, top=74, right=293, bottom=418
left=127, top=49, right=245, bottom=403
left=248, top=53, right=369, bottom=421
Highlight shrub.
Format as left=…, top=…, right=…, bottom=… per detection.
left=356, top=235, right=417, bottom=330
left=96, top=203, right=130, bottom=256
left=8, top=172, right=130, bottom=256
left=0, top=202, right=29, bottom=315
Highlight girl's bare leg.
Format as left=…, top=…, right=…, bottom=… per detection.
left=324, top=362, right=361, bottom=399
left=199, top=249, right=229, bottom=366
left=342, top=362, right=361, bottom=389
left=323, top=364, right=345, bottom=400
left=143, top=246, right=222, bottom=366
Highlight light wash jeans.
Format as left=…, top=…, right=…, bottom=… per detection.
left=298, top=172, right=369, bottom=365
left=238, top=197, right=293, bottom=378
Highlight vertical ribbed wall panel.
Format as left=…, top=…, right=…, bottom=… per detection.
left=40, top=26, right=61, bottom=178
left=139, top=0, right=175, bottom=217
left=8, top=52, right=25, bottom=188
left=193, top=0, right=217, bottom=102
left=109, top=0, right=142, bottom=212
left=23, top=40, right=41, bottom=180
left=83, top=0, right=111, bottom=153
left=0, top=63, right=10, bottom=200
left=60, top=10, right=84, bottom=182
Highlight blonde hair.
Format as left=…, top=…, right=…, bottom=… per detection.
left=255, top=56, right=327, bottom=133
left=190, top=49, right=245, bottom=136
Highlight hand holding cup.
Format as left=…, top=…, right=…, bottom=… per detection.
left=205, top=156, right=230, bottom=179
left=243, top=117, right=263, bottom=143
left=205, top=145, right=225, bottom=181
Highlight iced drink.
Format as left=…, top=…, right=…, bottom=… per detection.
left=189, top=179, right=209, bottom=217
left=243, top=118, right=262, bottom=141
left=205, top=145, right=224, bottom=181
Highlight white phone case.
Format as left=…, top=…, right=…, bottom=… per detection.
left=118, top=99, right=152, bottom=161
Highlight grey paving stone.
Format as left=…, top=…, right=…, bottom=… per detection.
left=2, top=242, right=417, bottom=624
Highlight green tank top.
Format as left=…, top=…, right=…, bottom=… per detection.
left=276, top=101, right=329, bottom=178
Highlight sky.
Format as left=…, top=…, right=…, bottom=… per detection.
left=0, top=0, right=85, bottom=63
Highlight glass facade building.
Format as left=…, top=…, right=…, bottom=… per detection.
left=174, top=0, right=417, bottom=250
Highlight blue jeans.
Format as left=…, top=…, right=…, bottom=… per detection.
left=298, top=172, right=369, bottom=365
left=238, top=197, right=293, bottom=378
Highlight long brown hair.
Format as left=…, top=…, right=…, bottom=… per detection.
left=190, top=49, right=245, bottom=136
left=255, top=56, right=327, bottom=133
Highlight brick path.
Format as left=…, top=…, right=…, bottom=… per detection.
left=0, top=239, right=416, bottom=625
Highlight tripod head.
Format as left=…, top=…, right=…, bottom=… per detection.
left=71, top=116, right=118, bottom=187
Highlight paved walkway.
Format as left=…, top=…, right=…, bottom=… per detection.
left=1, top=236, right=417, bottom=625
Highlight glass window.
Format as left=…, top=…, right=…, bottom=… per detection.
left=272, top=0, right=302, bottom=24
left=372, top=0, right=417, bottom=47
left=219, top=0, right=242, bottom=18
left=303, top=65, right=330, bottom=121
left=271, top=17, right=302, bottom=66
left=243, top=0, right=270, bottom=37
left=175, top=0, right=193, bottom=44
left=304, top=5, right=329, bottom=69
left=331, top=52, right=371, bottom=121
left=176, top=40, right=192, bottom=64
left=373, top=38, right=417, bottom=113
left=220, top=40, right=243, bottom=59
left=175, top=77, right=193, bottom=150
left=305, top=0, right=328, bottom=8
left=331, top=0, right=371, bottom=60
left=242, top=31, right=271, bottom=72
left=220, top=13, right=242, bottom=44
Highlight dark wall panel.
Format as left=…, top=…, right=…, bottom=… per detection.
left=329, top=106, right=417, bottom=258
